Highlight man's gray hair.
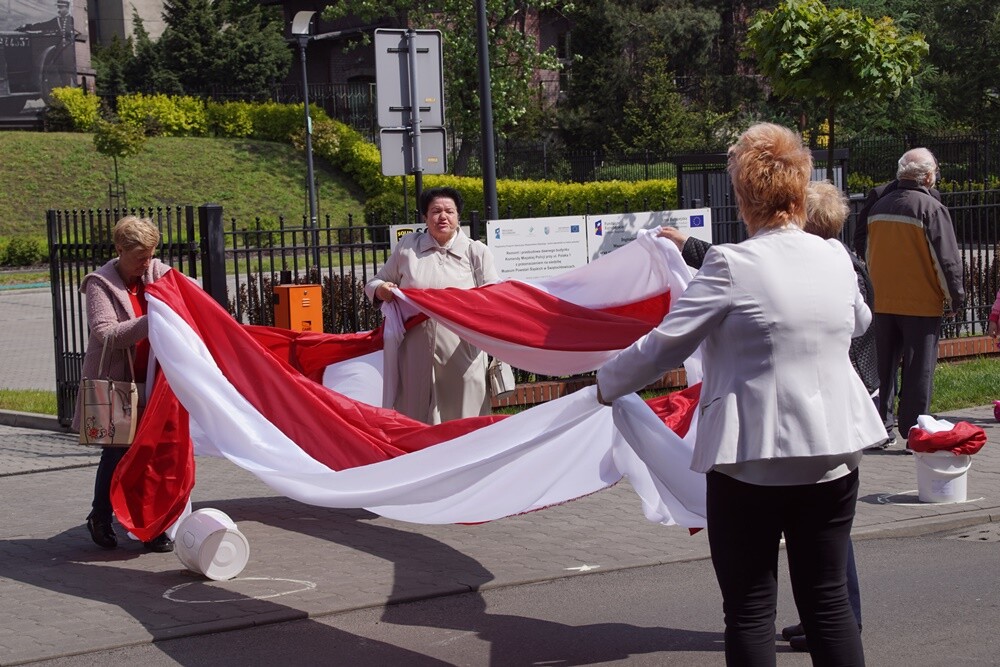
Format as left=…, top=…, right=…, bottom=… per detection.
left=897, top=148, right=937, bottom=182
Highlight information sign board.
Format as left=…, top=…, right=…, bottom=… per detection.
left=486, top=216, right=589, bottom=280
left=588, top=208, right=712, bottom=260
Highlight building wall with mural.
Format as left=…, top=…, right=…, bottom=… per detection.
left=1, top=0, right=91, bottom=123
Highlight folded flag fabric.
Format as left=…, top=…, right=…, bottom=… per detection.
left=908, top=416, right=987, bottom=456
left=112, top=229, right=708, bottom=534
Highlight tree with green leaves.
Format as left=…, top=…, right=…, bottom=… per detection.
left=925, top=0, right=1000, bottom=132
left=91, top=37, right=132, bottom=98
left=322, top=0, right=575, bottom=174
left=158, top=0, right=225, bottom=93
left=93, top=118, right=147, bottom=207
left=558, top=0, right=724, bottom=152
left=217, top=6, right=292, bottom=98
left=746, top=0, right=927, bottom=177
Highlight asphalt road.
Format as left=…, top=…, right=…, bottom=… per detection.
left=24, top=522, right=1000, bottom=667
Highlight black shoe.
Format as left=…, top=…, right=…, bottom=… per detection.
left=87, top=515, right=118, bottom=550
left=869, top=435, right=895, bottom=450
left=781, top=622, right=804, bottom=641
left=789, top=634, right=809, bottom=652
left=786, top=623, right=860, bottom=652
left=143, top=534, right=174, bottom=553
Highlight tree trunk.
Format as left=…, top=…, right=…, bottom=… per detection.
left=452, top=139, right=475, bottom=176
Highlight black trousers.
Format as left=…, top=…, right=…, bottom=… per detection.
left=89, top=446, right=126, bottom=520
left=707, top=469, right=864, bottom=667
left=874, top=313, right=942, bottom=441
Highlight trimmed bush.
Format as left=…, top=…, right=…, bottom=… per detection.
left=206, top=101, right=254, bottom=138
left=117, top=93, right=209, bottom=137
left=420, top=174, right=678, bottom=220
left=247, top=102, right=316, bottom=142
left=2, top=236, right=46, bottom=266
left=47, top=87, right=101, bottom=131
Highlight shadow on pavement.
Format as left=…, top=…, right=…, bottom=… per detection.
left=0, top=521, right=456, bottom=665
left=206, top=496, right=725, bottom=664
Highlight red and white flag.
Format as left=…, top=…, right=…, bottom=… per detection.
left=113, top=230, right=707, bottom=539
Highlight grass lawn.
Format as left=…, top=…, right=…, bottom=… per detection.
left=0, top=132, right=366, bottom=238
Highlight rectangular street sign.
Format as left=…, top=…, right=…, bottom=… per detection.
left=375, top=29, right=445, bottom=128
left=379, top=127, right=448, bottom=176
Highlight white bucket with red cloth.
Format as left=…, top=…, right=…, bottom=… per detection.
left=910, top=415, right=982, bottom=504
left=175, top=508, right=250, bottom=580
left=915, top=451, right=972, bottom=503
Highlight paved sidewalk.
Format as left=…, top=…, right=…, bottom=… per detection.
left=1, top=286, right=998, bottom=665
left=0, top=287, right=56, bottom=393
left=0, top=405, right=997, bottom=666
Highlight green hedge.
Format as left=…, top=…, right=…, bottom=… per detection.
left=417, top=175, right=677, bottom=219
left=117, top=93, right=209, bottom=136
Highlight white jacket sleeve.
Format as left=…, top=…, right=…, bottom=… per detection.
left=597, top=248, right=732, bottom=402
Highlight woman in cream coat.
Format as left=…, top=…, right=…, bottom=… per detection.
left=365, top=187, right=499, bottom=424
left=597, top=124, right=885, bottom=666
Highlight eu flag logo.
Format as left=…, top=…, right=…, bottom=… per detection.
left=690, top=215, right=705, bottom=228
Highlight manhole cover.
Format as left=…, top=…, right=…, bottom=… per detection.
left=945, top=523, right=1000, bottom=543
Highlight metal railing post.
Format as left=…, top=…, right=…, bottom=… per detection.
left=198, top=203, right=228, bottom=308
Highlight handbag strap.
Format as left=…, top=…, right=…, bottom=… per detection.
left=96, top=335, right=136, bottom=381
left=467, top=242, right=485, bottom=288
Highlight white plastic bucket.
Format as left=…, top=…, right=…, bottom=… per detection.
left=915, top=451, right=972, bottom=503
left=175, top=508, right=250, bottom=581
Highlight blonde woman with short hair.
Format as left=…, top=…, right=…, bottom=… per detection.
left=599, top=124, right=883, bottom=665
left=73, top=216, right=175, bottom=553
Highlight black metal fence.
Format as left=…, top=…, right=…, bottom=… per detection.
left=488, top=135, right=1000, bottom=186
left=47, top=191, right=1000, bottom=425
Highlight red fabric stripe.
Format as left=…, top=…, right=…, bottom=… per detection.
left=401, top=281, right=669, bottom=351
left=646, top=384, right=701, bottom=438
left=248, top=325, right=385, bottom=383
left=147, top=273, right=498, bottom=469
left=110, top=373, right=194, bottom=542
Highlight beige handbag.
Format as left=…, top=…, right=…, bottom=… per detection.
left=79, top=337, right=140, bottom=446
left=488, top=357, right=516, bottom=399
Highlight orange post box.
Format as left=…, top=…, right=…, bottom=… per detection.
left=273, top=284, right=323, bottom=332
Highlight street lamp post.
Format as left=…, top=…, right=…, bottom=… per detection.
left=291, top=11, right=320, bottom=269
left=475, top=0, right=498, bottom=222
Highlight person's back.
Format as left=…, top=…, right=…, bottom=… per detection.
left=867, top=180, right=962, bottom=317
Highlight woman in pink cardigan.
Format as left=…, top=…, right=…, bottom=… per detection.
left=73, top=216, right=173, bottom=552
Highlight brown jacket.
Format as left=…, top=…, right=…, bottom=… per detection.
left=71, top=258, right=172, bottom=433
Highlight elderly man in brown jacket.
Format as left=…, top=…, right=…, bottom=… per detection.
left=865, top=148, right=965, bottom=450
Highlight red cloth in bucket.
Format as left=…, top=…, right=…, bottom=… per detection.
left=908, top=421, right=987, bottom=456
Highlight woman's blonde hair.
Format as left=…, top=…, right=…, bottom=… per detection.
left=727, top=123, right=812, bottom=235
left=112, top=216, right=160, bottom=251
left=804, top=180, right=849, bottom=240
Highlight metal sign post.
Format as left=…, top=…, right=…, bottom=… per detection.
left=375, top=28, right=446, bottom=214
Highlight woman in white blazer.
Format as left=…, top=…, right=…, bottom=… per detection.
left=597, top=123, right=885, bottom=666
